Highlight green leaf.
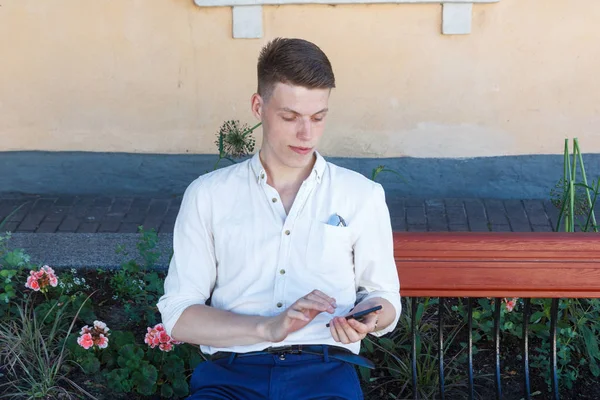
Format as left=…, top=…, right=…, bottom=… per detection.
left=188, top=352, right=204, bottom=370
left=111, top=330, right=137, bottom=348
left=363, top=338, right=374, bottom=354
left=139, top=362, right=158, bottom=382
left=118, top=344, right=145, bottom=369
left=4, top=249, right=30, bottom=267
left=581, top=325, right=600, bottom=377
left=172, top=378, right=189, bottom=397
left=581, top=325, right=600, bottom=360
left=105, top=369, right=132, bottom=393
left=161, top=383, right=174, bottom=398
left=358, top=365, right=371, bottom=382
left=0, top=269, right=16, bottom=278
left=529, top=324, right=548, bottom=334
left=80, top=355, right=101, bottom=374
left=529, top=311, right=546, bottom=324
left=132, top=363, right=158, bottom=396
left=163, top=357, right=185, bottom=379
left=503, top=321, right=515, bottom=331
left=379, top=338, right=396, bottom=352
left=415, top=302, right=424, bottom=323
left=590, top=360, right=600, bottom=377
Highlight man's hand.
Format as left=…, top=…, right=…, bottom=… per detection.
left=329, top=304, right=383, bottom=344
left=258, top=290, right=337, bottom=343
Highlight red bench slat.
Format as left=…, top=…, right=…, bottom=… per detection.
left=393, top=232, right=600, bottom=298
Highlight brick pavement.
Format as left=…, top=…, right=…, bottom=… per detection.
left=0, top=193, right=558, bottom=234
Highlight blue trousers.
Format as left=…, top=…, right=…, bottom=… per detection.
left=188, top=352, right=364, bottom=400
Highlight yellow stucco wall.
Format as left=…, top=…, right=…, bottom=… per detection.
left=1, top=0, right=599, bottom=157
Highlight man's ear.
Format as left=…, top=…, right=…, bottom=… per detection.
left=250, top=93, right=263, bottom=120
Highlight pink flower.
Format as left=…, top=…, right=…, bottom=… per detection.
left=41, top=266, right=58, bottom=287
left=77, top=321, right=110, bottom=350
left=504, top=298, right=517, bottom=312
left=94, top=321, right=109, bottom=333
left=97, top=334, right=109, bottom=349
left=26, top=275, right=41, bottom=291
left=25, top=265, right=59, bottom=293
left=159, top=342, right=173, bottom=352
left=145, top=323, right=181, bottom=352
left=77, top=333, right=94, bottom=349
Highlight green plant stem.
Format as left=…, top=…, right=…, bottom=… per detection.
left=243, top=122, right=262, bottom=136
left=582, top=180, right=600, bottom=232
left=571, top=138, right=578, bottom=182
left=563, top=139, right=570, bottom=231
left=212, top=157, right=223, bottom=171
left=563, top=299, right=593, bottom=350
left=575, top=139, right=599, bottom=231
left=570, top=180, right=575, bottom=232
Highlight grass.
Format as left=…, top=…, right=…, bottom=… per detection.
left=0, top=293, right=97, bottom=400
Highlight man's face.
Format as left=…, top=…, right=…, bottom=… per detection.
left=252, top=82, right=330, bottom=170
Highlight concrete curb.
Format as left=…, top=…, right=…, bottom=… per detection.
left=9, top=233, right=173, bottom=270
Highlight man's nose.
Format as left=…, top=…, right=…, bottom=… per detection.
left=297, top=118, right=312, bottom=140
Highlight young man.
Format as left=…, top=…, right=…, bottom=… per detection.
left=157, top=38, right=401, bottom=399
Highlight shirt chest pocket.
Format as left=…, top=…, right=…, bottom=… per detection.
left=305, top=220, right=354, bottom=274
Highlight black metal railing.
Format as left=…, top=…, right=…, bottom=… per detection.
left=409, top=297, right=563, bottom=400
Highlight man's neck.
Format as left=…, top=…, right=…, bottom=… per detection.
left=259, top=150, right=315, bottom=194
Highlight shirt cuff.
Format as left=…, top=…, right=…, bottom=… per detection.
left=360, top=291, right=402, bottom=337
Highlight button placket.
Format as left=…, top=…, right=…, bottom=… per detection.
left=273, top=178, right=315, bottom=314
left=264, top=186, right=285, bottom=221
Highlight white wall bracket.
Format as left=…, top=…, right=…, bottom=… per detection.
left=232, top=5, right=263, bottom=38
left=194, top=0, right=500, bottom=38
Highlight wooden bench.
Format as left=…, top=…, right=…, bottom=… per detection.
left=392, top=231, right=600, bottom=400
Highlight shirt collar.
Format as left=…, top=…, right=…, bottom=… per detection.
left=250, top=150, right=326, bottom=185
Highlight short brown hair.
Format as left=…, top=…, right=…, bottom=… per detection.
left=257, top=38, right=335, bottom=100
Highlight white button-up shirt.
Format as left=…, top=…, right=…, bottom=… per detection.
left=157, top=152, right=402, bottom=356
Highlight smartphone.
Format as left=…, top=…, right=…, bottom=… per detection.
left=326, top=305, right=382, bottom=327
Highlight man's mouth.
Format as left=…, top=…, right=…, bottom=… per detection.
left=290, top=146, right=313, bottom=155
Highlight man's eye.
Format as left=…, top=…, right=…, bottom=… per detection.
left=282, top=115, right=296, bottom=121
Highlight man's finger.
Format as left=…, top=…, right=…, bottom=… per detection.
left=347, top=318, right=371, bottom=334
left=308, top=290, right=337, bottom=306
left=333, top=318, right=351, bottom=344
left=287, top=309, right=309, bottom=322
left=337, top=318, right=363, bottom=343
left=303, top=292, right=334, bottom=307
left=302, top=292, right=336, bottom=312
left=296, top=298, right=334, bottom=313
left=330, top=319, right=341, bottom=342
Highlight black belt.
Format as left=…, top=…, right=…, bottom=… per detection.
left=210, top=345, right=375, bottom=370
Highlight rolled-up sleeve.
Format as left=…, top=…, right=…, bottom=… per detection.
left=353, top=184, right=402, bottom=337
left=157, top=178, right=216, bottom=337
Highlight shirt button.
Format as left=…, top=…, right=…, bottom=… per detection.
left=272, top=198, right=277, bottom=203
left=284, top=230, right=290, bottom=236
left=261, top=173, right=265, bottom=179
left=276, top=302, right=283, bottom=308
left=279, top=269, right=286, bottom=275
